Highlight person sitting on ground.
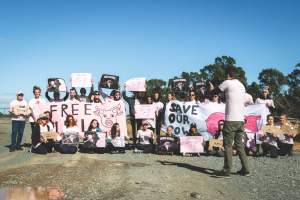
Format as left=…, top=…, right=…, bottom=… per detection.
left=80, top=119, right=103, bottom=153
left=56, top=115, right=80, bottom=154
left=106, top=123, right=125, bottom=153
left=260, top=114, right=279, bottom=158
left=208, top=120, right=225, bottom=157
left=135, top=122, right=154, bottom=153
left=187, top=123, right=201, bottom=136
left=277, top=114, right=296, bottom=156
left=157, top=126, right=179, bottom=154
left=31, top=114, right=56, bottom=154
left=43, top=111, right=55, bottom=131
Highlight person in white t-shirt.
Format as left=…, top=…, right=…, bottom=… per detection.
left=29, top=86, right=46, bottom=134
left=65, top=88, right=80, bottom=104
left=135, top=122, right=154, bottom=153
left=9, top=91, right=29, bottom=152
left=210, top=67, right=250, bottom=177
left=255, top=87, right=275, bottom=111
left=277, top=114, right=296, bottom=156
left=55, top=115, right=80, bottom=154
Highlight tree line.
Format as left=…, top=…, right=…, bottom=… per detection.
left=146, top=56, right=300, bottom=119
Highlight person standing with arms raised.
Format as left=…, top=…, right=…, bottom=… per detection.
left=210, top=67, right=250, bottom=178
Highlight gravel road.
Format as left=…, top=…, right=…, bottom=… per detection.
left=0, top=122, right=299, bottom=200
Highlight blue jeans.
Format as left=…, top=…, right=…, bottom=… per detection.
left=11, top=120, right=26, bottom=149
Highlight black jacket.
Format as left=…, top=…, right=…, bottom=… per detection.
left=31, top=123, right=50, bottom=146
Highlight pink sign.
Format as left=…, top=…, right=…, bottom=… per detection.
left=134, top=104, right=156, bottom=119
left=180, top=136, right=204, bottom=153
left=39, top=101, right=127, bottom=136
left=71, top=73, right=92, bottom=88
left=124, top=77, right=146, bottom=91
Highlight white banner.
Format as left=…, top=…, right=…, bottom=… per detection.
left=164, top=101, right=269, bottom=137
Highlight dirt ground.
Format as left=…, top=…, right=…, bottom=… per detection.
left=0, top=122, right=299, bottom=200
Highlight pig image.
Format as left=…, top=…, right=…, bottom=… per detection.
left=205, top=112, right=225, bottom=136
left=94, top=104, right=123, bottom=128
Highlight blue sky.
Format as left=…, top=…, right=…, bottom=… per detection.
left=0, top=0, right=299, bottom=107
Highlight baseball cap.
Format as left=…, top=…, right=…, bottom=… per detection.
left=16, top=91, right=24, bottom=96
left=38, top=113, right=49, bottom=120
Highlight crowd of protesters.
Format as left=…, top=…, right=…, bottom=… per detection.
left=8, top=74, right=298, bottom=160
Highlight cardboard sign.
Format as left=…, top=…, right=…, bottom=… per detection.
left=13, top=106, right=31, bottom=116
left=261, top=125, right=283, bottom=136
left=47, top=78, right=67, bottom=92
left=71, top=73, right=92, bottom=88
left=41, top=132, right=59, bottom=142
left=99, top=74, right=119, bottom=89
left=208, top=139, right=223, bottom=150
left=281, top=124, right=298, bottom=136
left=134, top=104, right=156, bottom=119
left=180, top=136, right=204, bottom=153
left=124, top=77, right=146, bottom=92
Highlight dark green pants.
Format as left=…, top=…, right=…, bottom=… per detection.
left=223, top=121, right=249, bottom=173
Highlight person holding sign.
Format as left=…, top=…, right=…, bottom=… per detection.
left=45, top=78, right=69, bottom=102
left=9, top=91, right=29, bottom=152
left=31, top=114, right=56, bottom=154
left=135, top=122, right=154, bottom=153
left=187, top=123, right=201, bottom=136
left=210, top=67, right=250, bottom=178
left=106, top=123, right=126, bottom=153
left=56, top=115, right=80, bottom=154
left=80, top=119, right=103, bottom=153
left=260, top=115, right=279, bottom=158
left=277, top=114, right=296, bottom=156
left=208, top=120, right=225, bottom=157
left=157, top=126, right=179, bottom=154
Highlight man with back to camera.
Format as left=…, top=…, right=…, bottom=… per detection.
left=210, top=67, right=250, bottom=178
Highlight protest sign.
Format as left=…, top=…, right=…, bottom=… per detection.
left=180, top=136, right=204, bottom=153
left=134, top=104, right=156, bottom=119
left=99, top=74, right=119, bottom=89
left=124, top=77, right=146, bottom=92
left=208, top=139, right=223, bottom=150
left=71, top=73, right=92, bottom=88
left=47, top=78, right=67, bottom=92
left=39, top=101, right=127, bottom=137
left=165, top=101, right=269, bottom=137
